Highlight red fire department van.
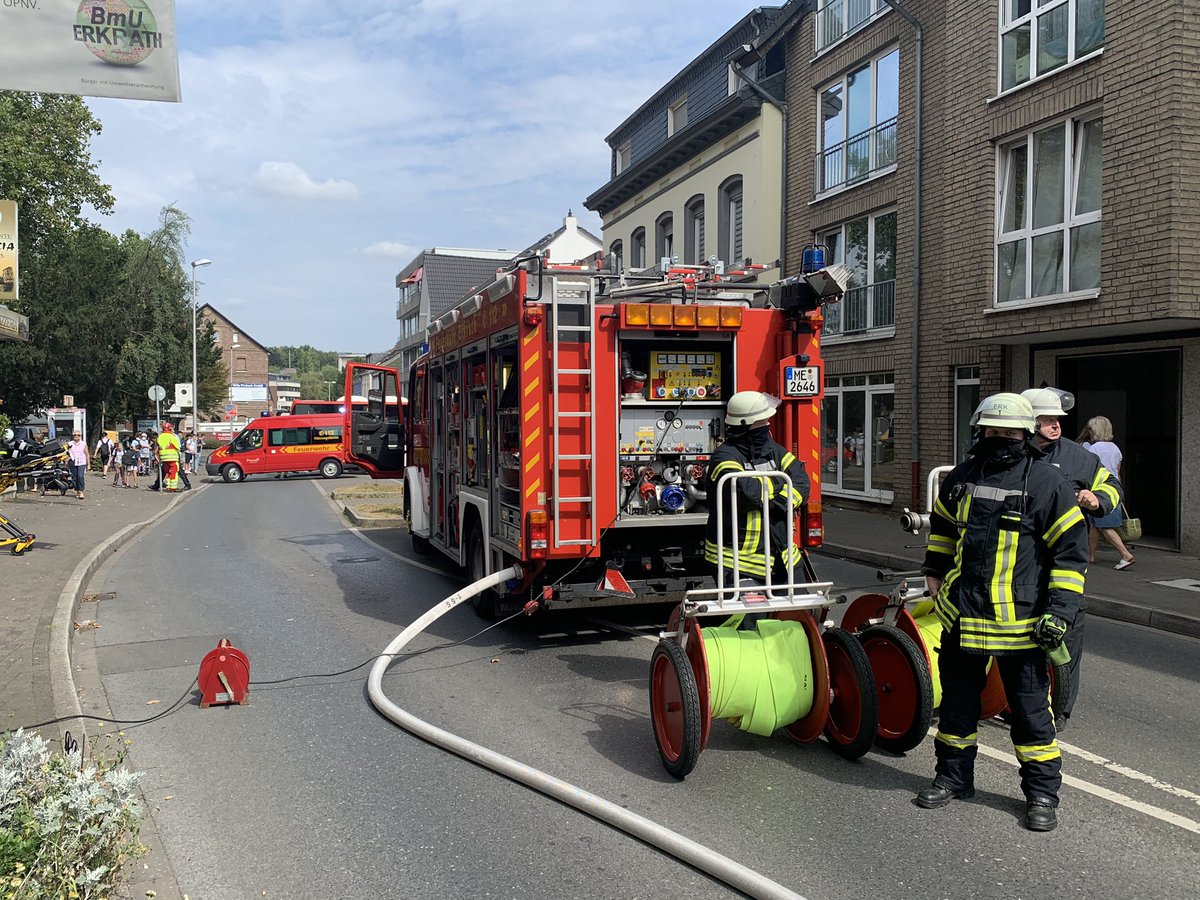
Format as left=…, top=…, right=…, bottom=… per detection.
left=344, top=254, right=839, bottom=615
left=206, top=413, right=347, bottom=482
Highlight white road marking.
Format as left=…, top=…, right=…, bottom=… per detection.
left=1057, top=740, right=1200, bottom=807
left=973, top=741, right=1200, bottom=836
left=927, top=727, right=1200, bottom=835
left=584, top=616, right=661, bottom=642
left=1150, top=578, right=1200, bottom=593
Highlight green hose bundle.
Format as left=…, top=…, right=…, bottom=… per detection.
left=702, top=620, right=814, bottom=736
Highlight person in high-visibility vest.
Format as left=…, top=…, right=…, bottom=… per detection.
left=156, top=422, right=183, bottom=491
left=704, top=391, right=809, bottom=584
left=918, top=393, right=1087, bottom=832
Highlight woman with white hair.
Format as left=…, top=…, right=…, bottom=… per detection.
left=1081, top=416, right=1135, bottom=570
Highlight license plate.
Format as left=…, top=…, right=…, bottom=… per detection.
left=783, top=366, right=820, bottom=397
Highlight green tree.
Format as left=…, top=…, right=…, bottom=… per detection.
left=0, top=92, right=116, bottom=424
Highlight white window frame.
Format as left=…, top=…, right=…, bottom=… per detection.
left=685, top=196, right=705, bottom=265
left=609, top=239, right=624, bottom=273
left=994, top=112, right=1102, bottom=308
left=656, top=213, right=674, bottom=263
left=719, top=177, right=744, bottom=266
left=997, top=0, right=1104, bottom=95
left=820, top=207, right=897, bottom=337
left=668, top=96, right=688, bottom=137
left=616, top=142, right=631, bottom=175
left=815, top=46, right=899, bottom=196
left=815, top=0, right=890, bottom=54
left=822, top=374, right=895, bottom=503
left=631, top=227, right=646, bottom=269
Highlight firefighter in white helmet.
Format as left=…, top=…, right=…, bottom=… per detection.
left=704, top=391, right=809, bottom=585
left=918, top=392, right=1087, bottom=831
left=1021, top=386, right=1123, bottom=729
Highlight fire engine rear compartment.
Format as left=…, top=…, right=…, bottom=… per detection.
left=380, top=261, right=824, bottom=612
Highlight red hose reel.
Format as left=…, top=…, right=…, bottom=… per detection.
left=198, top=638, right=250, bottom=708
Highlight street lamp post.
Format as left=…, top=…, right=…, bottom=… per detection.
left=231, top=340, right=241, bottom=421
left=190, top=259, right=212, bottom=431
left=324, top=380, right=336, bottom=401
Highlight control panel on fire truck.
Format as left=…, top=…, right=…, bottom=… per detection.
left=617, top=341, right=728, bottom=518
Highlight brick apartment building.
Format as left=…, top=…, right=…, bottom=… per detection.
left=591, top=1, right=1198, bottom=550
left=199, top=304, right=271, bottom=422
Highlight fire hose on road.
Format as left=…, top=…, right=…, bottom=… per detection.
left=366, top=565, right=808, bottom=900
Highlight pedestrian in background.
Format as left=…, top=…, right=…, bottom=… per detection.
left=139, top=433, right=152, bottom=475
left=111, top=440, right=127, bottom=487
left=1081, top=415, right=1135, bottom=571
left=124, top=436, right=140, bottom=488
left=919, top=393, right=1086, bottom=832
left=96, top=432, right=114, bottom=478
left=67, top=430, right=90, bottom=499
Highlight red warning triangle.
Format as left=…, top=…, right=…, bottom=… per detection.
left=596, top=567, right=637, bottom=599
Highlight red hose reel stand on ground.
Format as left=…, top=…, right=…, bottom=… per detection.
left=198, top=638, right=250, bottom=708
left=649, top=570, right=880, bottom=780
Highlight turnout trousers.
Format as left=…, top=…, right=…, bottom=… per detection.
left=934, top=628, right=1062, bottom=806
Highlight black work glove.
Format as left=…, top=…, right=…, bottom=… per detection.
left=1032, top=614, right=1071, bottom=665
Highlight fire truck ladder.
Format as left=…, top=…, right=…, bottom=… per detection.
left=549, top=275, right=597, bottom=550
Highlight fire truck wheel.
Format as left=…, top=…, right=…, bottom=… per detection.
left=858, top=625, right=933, bottom=754
left=221, top=463, right=244, bottom=484
left=466, top=525, right=498, bottom=618
left=822, top=627, right=879, bottom=760
left=319, top=458, right=343, bottom=479
left=649, top=640, right=702, bottom=779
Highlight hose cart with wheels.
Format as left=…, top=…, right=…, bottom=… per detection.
left=649, top=470, right=879, bottom=779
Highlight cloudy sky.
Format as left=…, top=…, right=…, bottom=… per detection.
left=83, top=0, right=748, bottom=353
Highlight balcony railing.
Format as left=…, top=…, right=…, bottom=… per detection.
left=816, top=0, right=888, bottom=52
left=815, top=116, right=897, bottom=195
left=823, top=280, right=895, bottom=336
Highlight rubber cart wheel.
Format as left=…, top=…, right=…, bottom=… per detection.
left=1050, top=662, right=1072, bottom=722
left=859, top=625, right=933, bottom=754
left=649, top=640, right=702, bottom=780
left=466, top=525, right=497, bottom=619
left=822, top=627, right=879, bottom=760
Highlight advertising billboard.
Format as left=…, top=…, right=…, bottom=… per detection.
left=0, top=1, right=180, bottom=102
left=0, top=200, right=16, bottom=306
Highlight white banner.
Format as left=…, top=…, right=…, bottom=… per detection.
left=231, top=383, right=268, bottom=402
left=0, top=1, right=180, bottom=103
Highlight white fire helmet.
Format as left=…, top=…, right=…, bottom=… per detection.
left=1021, top=387, right=1075, bottom=418
left=970, top=392, right=1036, bottom=433
left=725, top=391, right=781, bottom=426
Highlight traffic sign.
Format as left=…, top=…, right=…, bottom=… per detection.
left=148, top=384, right=167, bottom=402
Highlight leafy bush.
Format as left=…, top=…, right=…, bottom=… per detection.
left=0, top=730, right=145, bottom=899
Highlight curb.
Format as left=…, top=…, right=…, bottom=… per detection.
left=815, top=542, right=1200, bottom=640
left=340, top=503, right=404, bottom=529
left=49, top=485, right=208, bottom=735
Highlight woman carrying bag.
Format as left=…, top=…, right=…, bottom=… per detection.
left=1081, top=416, right=1136, bottom=570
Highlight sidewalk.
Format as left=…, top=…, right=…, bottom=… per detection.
left=0, top=475, right=201, bottom=737
left=818, top=504, right=1200, bottom=639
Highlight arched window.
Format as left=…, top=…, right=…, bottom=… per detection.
left=631, top=227, right=646, bottom=268
left=685, top=194, right=706, bottom=264
left=655, top=213, right=674, bottom=264
left=609, top=239, right=624, bottom=273
left=718, top=176, right=743, bottom=266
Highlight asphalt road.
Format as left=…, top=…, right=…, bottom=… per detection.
left=85, top=475, right=1200, bottom=900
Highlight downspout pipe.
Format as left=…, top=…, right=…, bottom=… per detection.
left=881, top=0, right=923, bottom=507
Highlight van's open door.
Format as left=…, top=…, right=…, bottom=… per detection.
left=343, top=363, right=405, bottom=479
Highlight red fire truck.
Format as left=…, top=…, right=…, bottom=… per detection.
left=344, top=255, right=838, bottom=615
